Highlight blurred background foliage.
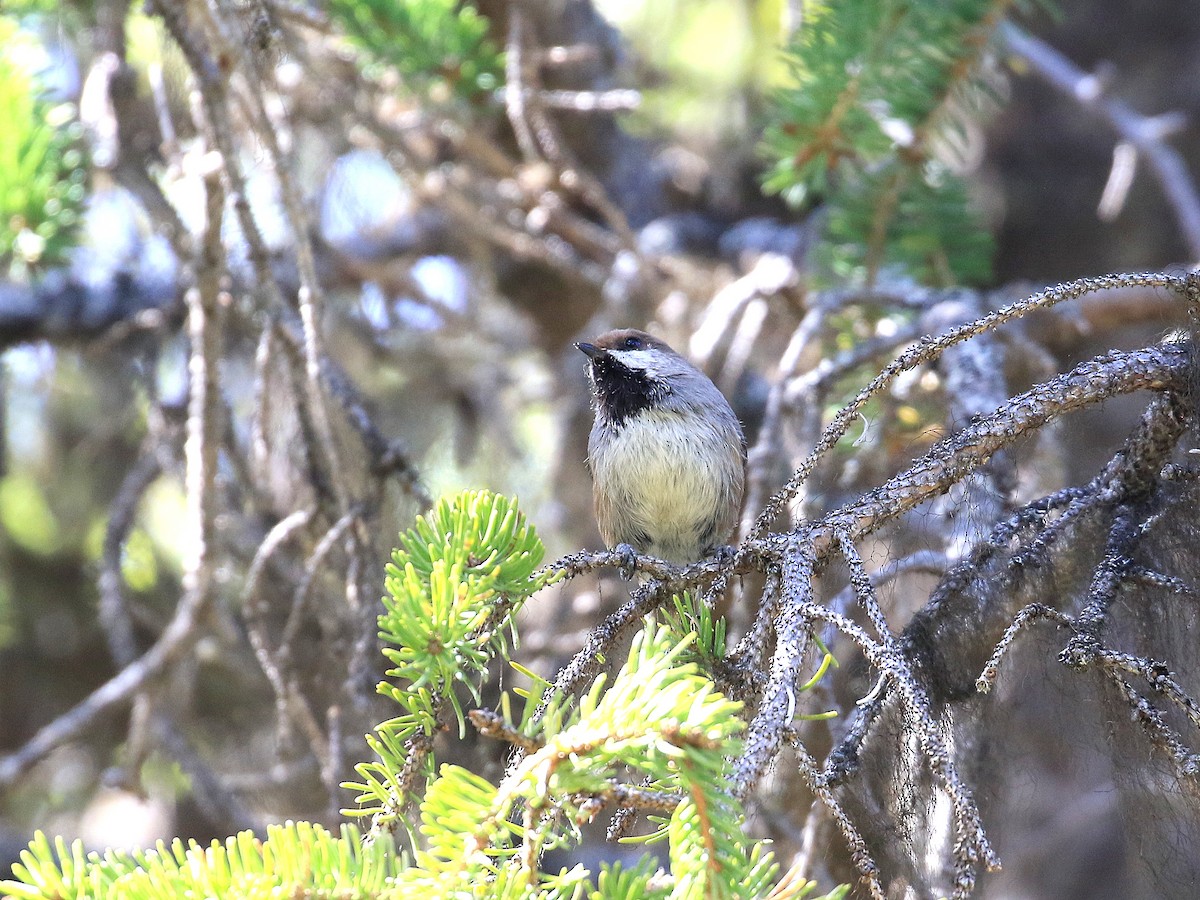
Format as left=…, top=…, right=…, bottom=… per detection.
left=0, top=19, right=87, bottom=279
left=329, top=0, right=503, bottom=103
left=0, top=0, right=1197, bottom=896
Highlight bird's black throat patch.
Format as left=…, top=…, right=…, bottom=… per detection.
left=590, top=355, right=663, bottom=427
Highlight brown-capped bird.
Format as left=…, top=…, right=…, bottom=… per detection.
left=576, top=329, right=746, bottom=564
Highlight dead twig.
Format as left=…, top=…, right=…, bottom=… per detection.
left=1000, top=23, right=1200, bottom=259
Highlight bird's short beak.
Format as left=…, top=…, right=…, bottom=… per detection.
left=575, top=341, right=603, bottom=359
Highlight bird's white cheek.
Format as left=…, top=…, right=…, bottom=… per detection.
left=607, top=348, right=663, bottom=378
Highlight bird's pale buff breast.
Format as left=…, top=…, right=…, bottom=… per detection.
left=589, top=406, right=743, bottom=562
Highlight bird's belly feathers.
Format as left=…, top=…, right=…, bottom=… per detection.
left=589, top=408, right=742, bottom=562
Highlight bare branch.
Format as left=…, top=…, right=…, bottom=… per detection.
left=1000, top=23, right=1200, bottom=259
left=752, top=272, right=1193, bottom=542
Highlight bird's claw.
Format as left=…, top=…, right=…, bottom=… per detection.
left=707, top=544, right=737, bottom=566
left=613, top=543, right=639, bottom=580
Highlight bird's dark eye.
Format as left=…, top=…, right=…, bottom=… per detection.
left=622, top=336, right=642, bottom=350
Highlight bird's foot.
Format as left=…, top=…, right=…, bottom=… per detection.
left=706, top=544, right=737, bottom=567
left=613, top=543, right=639, bottom=580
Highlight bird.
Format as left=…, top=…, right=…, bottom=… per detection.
left=576, top=328, right=746, bottom=565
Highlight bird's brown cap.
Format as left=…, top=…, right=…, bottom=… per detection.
left=575, top=329, right=676, bottom=359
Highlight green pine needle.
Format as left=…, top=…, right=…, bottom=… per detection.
left=0, top=20, right=88, bottom=278
left=327, top=0, right=502, bottom=104
left=763, top=0, right=1056, bottom=286
left=0, top=823, right=400, bottom=899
